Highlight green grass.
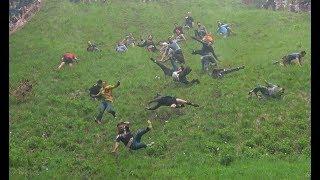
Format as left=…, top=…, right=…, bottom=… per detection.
left=9, top=0, right=311, bottom=178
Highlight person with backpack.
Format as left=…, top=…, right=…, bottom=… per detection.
left=248, top=81, right=285, bottom=99
left=89, top=80, right=103, bottom=100
left=191, top=36, right=219, bottom=72
left=92, top=80, right=120, bottom=124
left=145, top=93, right=199, bottom=110
left=111, top=120, right=154, bottom=153
left=57, top=52, right=78, bottom=70
left=150, top=58, right=200, bottom=85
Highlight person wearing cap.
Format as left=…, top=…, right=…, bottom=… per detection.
left=57, top=52, right=78, bottom=70
left=92, top=80, right=120, bottom=124
left=111, top=120, right=154, bottom=153
left=184, top=12, right=194, bottom=29
left=191, top=36, right=219, bottom=72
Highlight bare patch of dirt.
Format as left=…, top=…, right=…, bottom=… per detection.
left=11, top=79, right=33, bottom=101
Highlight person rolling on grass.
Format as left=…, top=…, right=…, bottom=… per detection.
left=248, top=81, right=285, bottom=99
left=123, top=33, right=135, bottom=47
left=92, top=80, right=120, bottom=124
left=116, top=41, right=128, bottom=53
left=146, top=93, right=199, bottom=110
left=211, top=65, right=245, bottom=78
left=57, top=52, right=78, bottom=70
left=217, top=21, right=233, bottom=38
left=173, top=23, right=187, bottom=42
left=87, top=41, right=101, bottom=52
left=89, top=80, right=103, bottom=100
left=191, top=36, right=219, bottom=72
left=111, top=120, right=154, bottom=153
left=273, top=51, right=306, bottom=66
left=150, top=58, right=200, bottom=85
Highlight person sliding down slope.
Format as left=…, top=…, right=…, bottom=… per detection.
left=146, top=93, right=199, bottom=110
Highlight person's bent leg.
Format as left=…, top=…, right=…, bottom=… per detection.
left=134, top=127, right=151, bottom=143
left=146, top=102, right=162, bottom=110
left=152, top=59, right=174, bottom=76
left=105, top=101, right=116, bottom=118
left=58, top=62, right=65, bottom=69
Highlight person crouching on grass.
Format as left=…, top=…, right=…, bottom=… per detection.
left=57, top=52, right=78, bottom=70
left=92, top=80, right=120, bottom=124
left=111, top=120, right=154, bottom=154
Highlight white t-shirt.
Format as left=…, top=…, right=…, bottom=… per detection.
left=172, top=71, right=179, bottom=81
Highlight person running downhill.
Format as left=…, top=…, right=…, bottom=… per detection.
left=191, top=36, right=219, bottom=72
left=57, top=52, right=78, bottom=70
left=150, top=58, right=200, bottom=85
left=111, top=120, right=154, bottom=153
left=173, top=23, right=187, bottom=42
left=184, top=12, right=194, bottom=29
left=146, top=93, right=199, bottom=110
left=248, top=81, right=285, bottom=99
left=273, top=51, right=306, bottom=66
left=92, top=80, right=120, bottom=124
left=211, top=65, right=245, bottom=78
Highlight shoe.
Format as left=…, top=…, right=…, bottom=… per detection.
left=147, top=120, right=153, bottom=129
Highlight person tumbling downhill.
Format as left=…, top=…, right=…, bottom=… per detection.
left=146, top=93, right=199, bottom=110
left=150, top=58, right=200, bottom=85
left=111, top=120, right=154, bottom=153
left=248, top=81, right=285, bottom=99
left=57, top=52, right=78, bottom=70
left=173, top=23, right=187, bottom=42
left=184, top=12, right=194, bottom=29
left=123, top=33, right=135, bottom=47
left=273, top=51, right=306, bottom=66
left=191, top=36, right=219, bottom=72
left=194, top=22, right=207, bottom=39
left=116, top=41, right=128, bottom=53
left=210, top=65, right=245, bottom=78
left=137, top=34, right=157, bottom=52
left=87, top=41, right=100, bottom=52
left=92, top=80, right=120, bottom=124
left=161, top=36, right=185, bottom=71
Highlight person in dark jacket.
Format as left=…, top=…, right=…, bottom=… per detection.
left=146, top=93, right=199, bottom=110
left=248, top=81, right=285, bottom=99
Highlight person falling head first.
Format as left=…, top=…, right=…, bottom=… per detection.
left=57, top=52, right=78, bottom=70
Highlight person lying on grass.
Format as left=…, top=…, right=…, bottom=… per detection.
left=184, top=11, right=194, bottom=29
left=191, top=36, right=219, bottom=72
left=92, top=80, right=120, bottom=124
left=173, top=23, right=187, bottom=42
left=248, top=81, right=285, bottom=99
left=111, top=120, right=154, bottom=153
left=115, top=41, right=128, bottom=53
left=150, top=58, right=200, bottom=85
left=137, top=34, right=157, bottom=52
left=211, top=65, right=245, bottom=78
left=89, top=80, right=103, bottom=100
left=273, top=51, right=306, bottom=66
left=217, top=21, right=233, bottom=38
left=87, top=41, right=101, bottom=52
left=146, top=93, right=199, bottom=110
left=57, top=52, right=79, bottom=70
left=194, top=22, right=207, bottom=39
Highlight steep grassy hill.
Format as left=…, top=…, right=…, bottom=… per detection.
left=9, top=0, right=311, bottom=178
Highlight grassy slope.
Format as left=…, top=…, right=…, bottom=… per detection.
left=9, top=0, right=311, bottom=178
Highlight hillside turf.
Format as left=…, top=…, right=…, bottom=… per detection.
left=9, top=0, right=311, bottom=178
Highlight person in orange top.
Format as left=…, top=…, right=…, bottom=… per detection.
left=92, top=80, right=120, bottom=124
left=57, top=52, right=78, bottom=70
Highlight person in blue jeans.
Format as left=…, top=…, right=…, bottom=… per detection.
left=111, top=120, right=154, bottom=153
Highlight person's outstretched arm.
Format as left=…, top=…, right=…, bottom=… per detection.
left=111, top=142, right=120, bottom=153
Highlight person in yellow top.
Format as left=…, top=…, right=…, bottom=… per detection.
left=93, top=80, right=120, bottom=124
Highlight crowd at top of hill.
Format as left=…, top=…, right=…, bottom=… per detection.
left=9, top=0, right=41, bottom=32
left=243, top=0, right=311, bottom=13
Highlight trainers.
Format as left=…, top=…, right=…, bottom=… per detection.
left=147, top=120, right=153, bottom=129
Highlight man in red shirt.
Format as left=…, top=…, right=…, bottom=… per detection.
left=173, top=23, right=186, bottom=42
left=57, top=52, right=78, bottom=70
